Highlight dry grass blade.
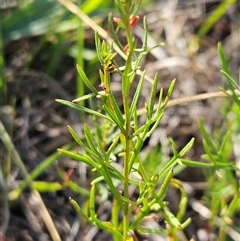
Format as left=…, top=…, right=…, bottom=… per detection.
left=136, top=90, right=240, bottom=116
left=57, top=0, right=154, bottom=83
left=31, top=189, right=62, bottom=241
left=0, top=121, right=61, bottom=241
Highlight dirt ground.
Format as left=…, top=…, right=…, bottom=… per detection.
left=1, top=0, right=240, bottom=241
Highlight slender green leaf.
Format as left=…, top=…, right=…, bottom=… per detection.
left=107, top=91, right=125, bottom=124
left=103, top=102, right=125, bottom=133
left=158, top=138, right=195, bottom=181
left=84, top=124, right=102, bottom=158
left=95, top=32, right=104, bottom=64
left=198, top=120, right=218, bottom=153
left=146, top=112, right=164, bottom=137
left=56, top=99, right=113, bottom=122
left=142, top=16, right=148, bottom=50
left=220, top=71, right=240, bottom=91
left=148, top=73, right=159, bottom=118
left=218, top=42, right=230, bottom=75
left=67, top=125, right=102, bottom=160
left=90, top=184, right=96, bottom=218
left=76, top=64, right=99, bottom=95
left=70, top=197, right=91, bottom=221
left=129, top=70, right=146, bottom=118
left=178, top=138, right=195, bottom=156
left=100, top=165, right=125, bottom=210
left=218, top=130, right=232, bottom=160
left=162, top=210, right=182, bottom=229
left=58, top=148, right=100, bottom=169
left=156, top=169, right=173, bottom=200
left=170, top=138, right=178, bottom=157
left=220, top=71, right=240, bottom=106
left=197, top=0, right=237, bottom=38
left=32, top=181, right=63, bottom=192
left=154, top=88, right=163, bottom=116
left=202, top=139, right=217, bottom=164
left=72, top=93, right=96, bottom=103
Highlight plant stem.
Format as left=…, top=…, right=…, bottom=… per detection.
left=122, top=10, right=135, bottom=240
left=122, top=79, right=131, bottom=239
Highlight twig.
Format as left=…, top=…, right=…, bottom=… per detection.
left=57, top=0, right=154, bottom=83
left=137, top=90, right=240, bottom=116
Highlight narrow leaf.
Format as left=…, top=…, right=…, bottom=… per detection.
left=95, top=32, right=104, bottom=64
left=58, top=148, right=100, bottom=169
left=218, top=42, right=230, bottom=75
left=90, top=184, right=96, bottom=218
left=72, top=93, right=95, bottom=103
left=148, top=72, right=159, bottom=118
left=76, top=64, right=99, bottom=95
left=156, top=169, right=173, bottom=200
left=178, top=138, right=195, bottom=156
left=70, top=197, right=90, bottom=221
left=129, top=69, right=146, bottom=118
left=84, top=124, right=102, bottom=158
left=103, top=102, right=125, bottom=133
left=67, top=125, right=100, bottom=159
left=198, top=120, right=218, bottom=153
left=56, top=99, right=113, bottom=122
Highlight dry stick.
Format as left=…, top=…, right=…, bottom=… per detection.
left=32, top=189, right=62, bottom=241
left=0, top=121, right=61, bottom=241
left=57, top=0, right=155, bottom=83
left=137, top=90, right=240, bottom=116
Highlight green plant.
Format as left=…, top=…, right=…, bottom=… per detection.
left=198, top=43, right=240, bottom=241
left=56, top=1, right=189, bottom=240
left=2, top=0, right=240, bottom=240
left=55, top=1, right=240, bottom=241
left=54, top=0, right=240, bottom=241
left=197, top=0, right=237, bottom=39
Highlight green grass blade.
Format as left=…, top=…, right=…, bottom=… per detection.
left=18, top=144, right=72, bottom=194
left=197, top=0, right=237, bottom=38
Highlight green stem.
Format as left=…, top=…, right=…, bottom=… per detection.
left=123, top=88, right=131, bottom=239
left=122, top=13, right=134, bottom=241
